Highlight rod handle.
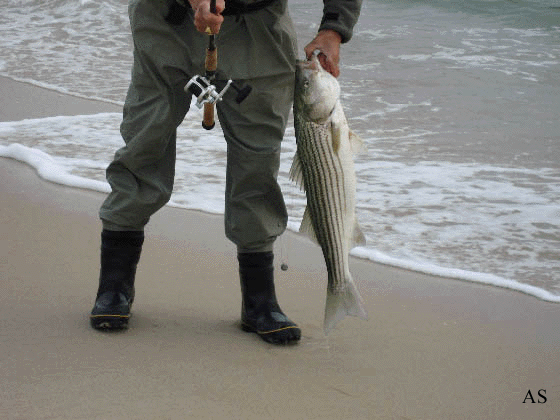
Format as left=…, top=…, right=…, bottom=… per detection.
left=205, top=47, right=218, bottom=72
left=202, top=103, right=215, bottom=130
left=203, top=0, right=217, bottom=130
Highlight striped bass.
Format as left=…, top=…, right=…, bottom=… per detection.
left=290, top=56, right=368, bottom=333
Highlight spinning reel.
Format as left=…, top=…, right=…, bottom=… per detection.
left=183, top=0, right=252, bottom=130
left=185, top=74, right=252, bottom=109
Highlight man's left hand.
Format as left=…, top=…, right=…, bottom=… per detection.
left=304, top=30, right=343, bottom=78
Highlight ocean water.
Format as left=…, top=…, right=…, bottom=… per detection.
left=1, top=0, right=559, bottom=301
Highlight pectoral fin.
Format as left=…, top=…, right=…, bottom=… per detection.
left=352, top=219, right=366, bottom=247
left=289, top=152, right=305, bottom=191
left=331, top=120, right=341, bottom=154
left=349, top=130, right=365, bottom=155
left=299, top=207, right=318, bottom=244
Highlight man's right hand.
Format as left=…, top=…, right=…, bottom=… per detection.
left=189, top=0, right=225, bottom=34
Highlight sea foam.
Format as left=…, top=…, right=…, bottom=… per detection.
left=2, top=140, right=560, bottom=304
left=0, top=142, right=110, bottom=193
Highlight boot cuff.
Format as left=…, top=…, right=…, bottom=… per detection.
left=102, top=230, right=144, bottom=248
left=238, top=251, right=274, bottom=268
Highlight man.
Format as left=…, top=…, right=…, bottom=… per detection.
left=90, top=0, right=362, bottom=344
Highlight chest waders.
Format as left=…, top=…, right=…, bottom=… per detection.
left=91, top=0, right=301, bottom=343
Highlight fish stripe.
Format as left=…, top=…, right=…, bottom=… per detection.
left=296, top=117, right=348, bottom=293
left=293, top=58, right=367, bottom=331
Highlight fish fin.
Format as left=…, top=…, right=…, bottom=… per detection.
left=331, top=120, right=341, bottom=154
left=324, top=274, right=368, bottom=335
left=299, top=207, right=318, bottom=244
left=352, top=219, right=366, bottom=247
left=349, top=130, right=365, bottom=155
left=289, top=152, right=305, bottom=191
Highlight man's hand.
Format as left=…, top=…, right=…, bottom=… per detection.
left=189, top=0, right=225, bottom=34
left=304, top=30, right=343, bottom=78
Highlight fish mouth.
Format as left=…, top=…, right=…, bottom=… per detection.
left=296, top=55, right=320, bottom=71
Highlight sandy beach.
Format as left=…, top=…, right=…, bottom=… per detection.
left=2, top=77, right=560, bottom=419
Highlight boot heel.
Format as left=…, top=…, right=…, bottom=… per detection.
left=241, top=322, right=255, bottom=333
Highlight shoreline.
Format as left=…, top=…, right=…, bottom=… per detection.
left=3, top=138, right=560, bottom=304
left=2, top=76, right=560, bottom=420
left=2, top=74, right=559, bottom=305
left=0, top=75, right=122, bottom=122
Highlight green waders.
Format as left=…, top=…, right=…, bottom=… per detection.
left=99, top=0, right=297, bottom=253
left=94, top=0, right=301, bottom=342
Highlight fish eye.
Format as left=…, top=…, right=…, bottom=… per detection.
left=303, top=80, right=310, bottom=89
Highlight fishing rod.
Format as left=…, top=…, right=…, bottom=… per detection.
left=184, top=0, right=252, bottom=130
left=202, top=0, right=218, bottom=129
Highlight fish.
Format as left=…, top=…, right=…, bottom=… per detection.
left=290, top=55, right=368, bottom=333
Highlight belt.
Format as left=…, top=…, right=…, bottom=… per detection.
left=222, top=0, right=279, bottom=16
left=165, top=0, right=279, bottom=25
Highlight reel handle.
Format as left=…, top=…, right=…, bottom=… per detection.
left=232, top=82, right=252, bottom=104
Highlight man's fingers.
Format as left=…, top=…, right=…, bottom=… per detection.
left=303, top=30, right=342, bottom=78
left=214, top=0, right=225, bottom=13
left=303, top=46, right=340, bottom=78
left=193, top=0, right=225, bottom=34
left=309, top=49, right=339, bottom=78
left=194, top=11, right=223, bottom=33
left=304, top=44, right=316, bottom=60
left=317, top=53, right=340, bottom=78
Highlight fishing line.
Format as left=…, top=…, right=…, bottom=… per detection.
left=279, top=245, right=289, bottom=271
left=279, top=147, right=298, bottom=272
left=279, top=185, right=293, bottom=272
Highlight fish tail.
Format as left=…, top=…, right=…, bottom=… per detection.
left=323, top=274, right=368, bottom=334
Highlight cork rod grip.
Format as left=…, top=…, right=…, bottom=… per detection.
left=202, top=0, right=217, bottom=130
left=202, top=47, right=217, bottom=130
left=202, top=103, right=215, bottom=130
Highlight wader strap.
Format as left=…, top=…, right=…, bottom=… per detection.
left=222, top=0, right=279, bottom=16
left=165, top=0, right=279, bottom=25
left=165, top=0, right=189, bottom=25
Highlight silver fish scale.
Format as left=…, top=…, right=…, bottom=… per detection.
left=294, top=115, right=349, bottom=295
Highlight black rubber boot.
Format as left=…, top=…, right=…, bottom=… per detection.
left=238, top=252, right=301, bottom=344
left=90, top=230, right=144, bottom=330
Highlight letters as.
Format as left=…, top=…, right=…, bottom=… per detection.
left=523, top=389, right=547, bottom=404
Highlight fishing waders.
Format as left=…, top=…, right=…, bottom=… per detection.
left=92, top=0, right=303, bottom=344
left=238, top=252, right=301, bottom=344
left=90, top=230, right=144, bottom=329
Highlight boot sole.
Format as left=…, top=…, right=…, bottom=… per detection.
left=90, top=314, right=129, bottom=330
left=241, top=322, right=301, bottom=345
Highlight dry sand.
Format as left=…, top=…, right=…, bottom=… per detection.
left=1, top=77, right=560, bottom=419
